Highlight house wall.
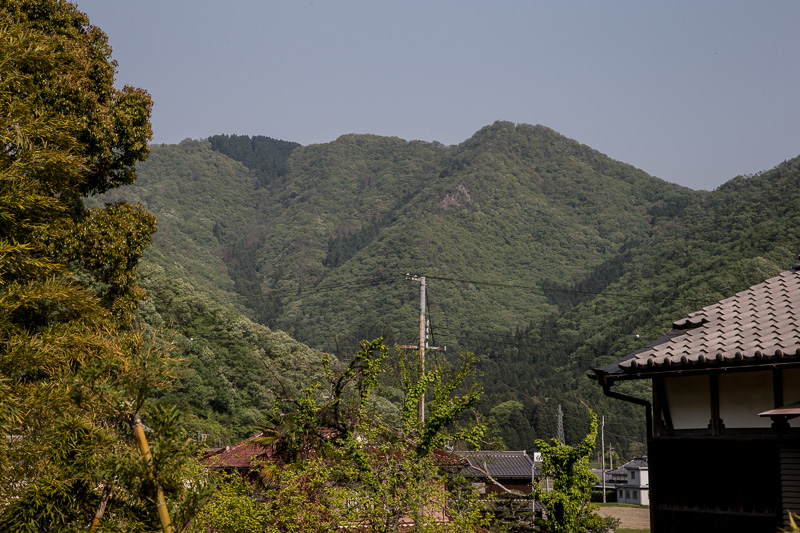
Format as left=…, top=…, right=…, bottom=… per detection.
left=617, top=487, right=648, bottom=505
left=472, top=481, right=532, bottom=496
left=718, top=372, right=773, bottom=428
left=665, top=372, right=780, bottom=430
left=663, top=375, right=710, bottom=429
left=648, top=437, right=780, bottom=533
left=784, top=369, right=800, bottom=428
left=628, top=468, right=648, bottom=487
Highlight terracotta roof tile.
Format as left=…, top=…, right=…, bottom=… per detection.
left=200, top=433, right=275, bottom=470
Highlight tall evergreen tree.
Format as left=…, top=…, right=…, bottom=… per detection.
left=0, top=1, right=208, bottom=530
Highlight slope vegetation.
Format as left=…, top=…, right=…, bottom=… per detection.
left=100, top=121, right=800, bottom=454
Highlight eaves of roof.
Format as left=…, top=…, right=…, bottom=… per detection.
left=591, top=269, right=800, bottom=384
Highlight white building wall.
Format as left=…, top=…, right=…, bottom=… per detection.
left=617, top=487, right=649, bottom=505
left=639, top=468, right=649, bottom=488
left=718, top=371, right=772, bottom=428
left=664, top=375, right=710, bottom=429
left=628, top=468, right=648, bottom=487
left=784, top=369, right=800, bottom=428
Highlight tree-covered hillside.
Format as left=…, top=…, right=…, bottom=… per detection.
left=93, top=138, right=259, bottom=306
left=97, top=121, right=800, bottom=457
left=205, top=122, right=697, bottom=356
left=137, top=263, right=330, bottom=445
left=208, top=133, right=300, bottom=187
left=475, top=155, right=800, bottom=453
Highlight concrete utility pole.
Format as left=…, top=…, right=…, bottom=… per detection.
left=601, top=415, right=606, bottom=503
left=405, top=274, right=427, bottom=424
left=609, top=445, right=614, bottom=471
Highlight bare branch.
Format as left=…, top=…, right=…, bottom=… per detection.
left=467, top=459, right=529, bottom=498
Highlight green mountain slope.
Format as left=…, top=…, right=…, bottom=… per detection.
left=94, top=139, right=261, bottom=306
left=138, top=263, right=330, bottom=445
left=208, top=133, right=300, bottom=186
left=101, top=121, right=800, bottom=455
left=477, top=155, right=800, bottom=451
left=237, top=122, right=696, bottom=354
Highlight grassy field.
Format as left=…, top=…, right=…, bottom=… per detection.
left=598, top=502, right=649, bottom=509
left=597, top=503, right=650, bottom=531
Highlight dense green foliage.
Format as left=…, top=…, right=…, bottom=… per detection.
left=107, top=120, right=800, bottom=460
left=533, top=412, right=608, bottom=533
left=90, top=138, right=259, bottom=305
left=137, top=263, right=330, bottom=445
left=189, top=339, right=489, bottom=532
left=208, top=133, right=300, bottom=187
left=0, top=1, right=210, bottom=530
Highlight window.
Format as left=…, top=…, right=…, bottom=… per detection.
left=633, top=490, right=638, bottom=499
left=631, top=470, right=636, bottom=480
left=626, top=490, right=631, bottom=499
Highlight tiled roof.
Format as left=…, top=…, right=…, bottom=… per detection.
left=593, top=457, right=647, bottom=484
left=200, top=433, right=275, bottom=469
left=621, top=456, right=648, bottom=470
left=596, top=269, right=800, bottom=380
left=455, top=450, right=537, bottom=480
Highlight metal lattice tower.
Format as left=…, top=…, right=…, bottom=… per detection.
left=557, top=404, right=565, bottom=443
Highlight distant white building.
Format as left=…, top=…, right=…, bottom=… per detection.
left=615, top=456, right=649, bottom=505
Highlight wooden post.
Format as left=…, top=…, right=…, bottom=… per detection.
left=709, top=374, right=721, bottom=436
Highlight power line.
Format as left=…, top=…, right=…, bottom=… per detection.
left=186, top=269, right=718, bottom=312
left=423, top=274, right=717, bottom=305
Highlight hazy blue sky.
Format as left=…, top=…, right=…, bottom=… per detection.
left=75, top=0, right=799, bottom=190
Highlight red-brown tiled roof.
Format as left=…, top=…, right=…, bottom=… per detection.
left=200, top=433, right=275, bottom=470
left=596, top=269, right=800, bottom=381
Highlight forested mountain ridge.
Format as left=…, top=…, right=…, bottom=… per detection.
left=487, top=154, right=800, bottom=449
left=211, top=122, right=697, bottom=353
left=96, top=121, right=800, bottom=454
left=93, top=138, right=258, bottom=304
left=208, top=133, right=300, bottom=186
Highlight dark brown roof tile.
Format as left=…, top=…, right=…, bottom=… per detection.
left=598, top=270, right=800, bottom=379
left=456, top=450, right=537, bottom=480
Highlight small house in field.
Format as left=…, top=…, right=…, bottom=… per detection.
left=615, top=457, right=649, bottom=506
left=590, top=264, right=800, bottom=532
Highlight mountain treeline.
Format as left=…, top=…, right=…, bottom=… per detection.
left=208, top=134, right=300, bottom=187
left=98, top=121, right=800, bottom=458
